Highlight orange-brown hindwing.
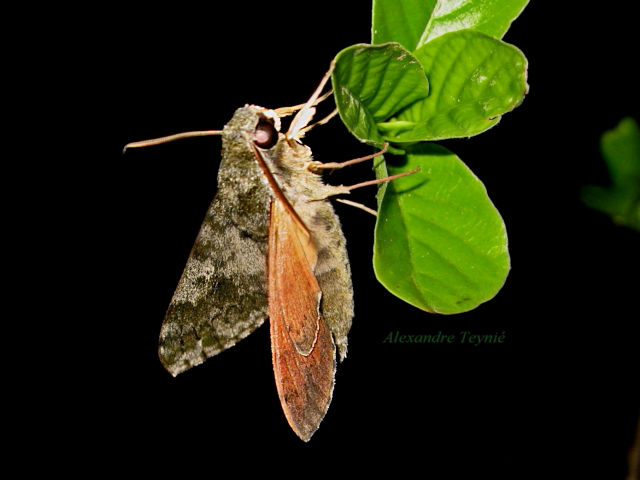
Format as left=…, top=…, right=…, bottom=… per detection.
left=268, top=199, right=336, bottom=441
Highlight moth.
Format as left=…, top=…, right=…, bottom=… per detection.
left=125, top=67, right=410, bottom=441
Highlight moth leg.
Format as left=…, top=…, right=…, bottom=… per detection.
left=306, top=143, right=388, bottom=173
left=334, top=198, right=377, bottom=217
left=273, top=90, right=333, bottom=117
left=297, top=109, right=339, bottom=137
left=317, top=167, right=421, bottom=199
left=286, top=62, right=335, bottom=140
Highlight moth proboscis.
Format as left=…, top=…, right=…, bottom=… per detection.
left=125, top=66, right=416, bottom=441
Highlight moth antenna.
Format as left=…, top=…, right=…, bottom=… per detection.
left=307, top=143, right=389, bottom=173
left=287, top=62, right=335, bottom=140
left=334, top=198, right=377, bottom=217
left=273, top=90, right=333, bottom=118
left=123, top=130, right=222, bottom=153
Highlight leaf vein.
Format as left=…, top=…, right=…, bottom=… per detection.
left=434, top=37, right=468, bottom=112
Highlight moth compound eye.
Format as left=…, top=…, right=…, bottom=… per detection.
left=253, top=119, right=278, bottom=149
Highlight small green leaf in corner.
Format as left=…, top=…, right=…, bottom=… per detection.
left=582, top=117, right=640, bottom=231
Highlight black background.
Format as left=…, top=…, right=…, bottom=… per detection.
left=61, top=1, right=639, bottom=477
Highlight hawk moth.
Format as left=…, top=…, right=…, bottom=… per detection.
left=126, top=71, right=404, bottom=441
left=151, top=94, right=354, bottom=441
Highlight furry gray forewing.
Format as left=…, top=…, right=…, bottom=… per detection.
left=159, top=106, right=271, bottom=377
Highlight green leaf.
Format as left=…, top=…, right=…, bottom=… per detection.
left=331, top=43, right=429, bottom=147
left=419, top=0, right=530, bottom=46
left=582, top=117, right=640, bottom=231
left=372, top=0, right=437, bottom=51
left=378, top=30, right=528, bottom=142
left=371, top=0, right=529, bottom=50
left=373, top=143, right=510, bottom=314
left=601, top=117, right=640, bottom=191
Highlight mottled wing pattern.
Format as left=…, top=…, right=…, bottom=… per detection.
left=268, top=199, right=336, bottom=441
left=158, top=106, right=272, bottom=377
